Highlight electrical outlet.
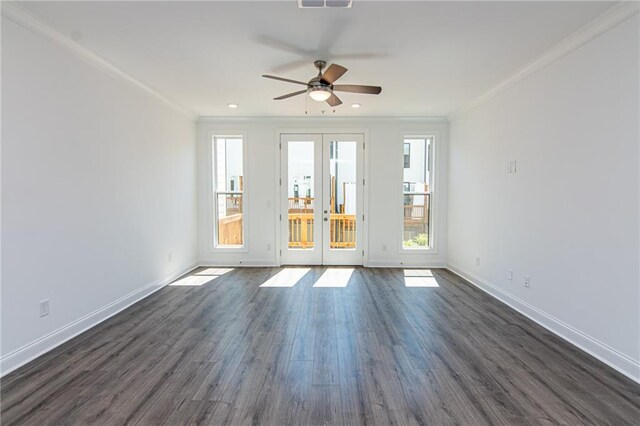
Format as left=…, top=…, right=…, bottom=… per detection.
left=508, top=270, right=513, bottom=281
left=39, top=300, right=50, bottom=317
left=524, top=275, right=531, bottom=288
left=475, top=256, right=480, bottom=266
left=168, top=252, right=172, bottom=263
left=382, top=244, right=387, bottom=251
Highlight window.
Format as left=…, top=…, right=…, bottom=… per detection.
left=403, top=182, right=412, bottom=206
left=403, top=143, right=411, bottom=168
left=402, top=137, right=432, bottom=249
left=213, top=136, right=244, bottom=247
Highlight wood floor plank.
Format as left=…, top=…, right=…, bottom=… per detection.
left=1, top=267, right=638, bottom=425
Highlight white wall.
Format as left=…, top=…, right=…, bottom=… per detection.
left=448, top=14, right=639, bottom=380
left=1, top=17, right=198, bottom=374
left=197, top=118, right=448, bottom=267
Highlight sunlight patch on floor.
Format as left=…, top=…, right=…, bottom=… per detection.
left=170, top=268, right=234, bottom=286
left=313, top=268, right=354, bottom=288
left=195, top=268, right=234, bottom=276
left=403, top=269, right=439, bottom=287
left=260, top=267, right=310, bottom=287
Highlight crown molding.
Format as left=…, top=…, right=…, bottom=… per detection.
left=449, top=1, right=640, bottom=120
left=1, top=2, right=197, bottom=121
left=196, top=116, right=449, bottom=123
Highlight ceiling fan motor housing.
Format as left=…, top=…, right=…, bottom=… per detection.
left=307, top=73, right=332, bottom=101
left=314, top=60, right=327, bottom=73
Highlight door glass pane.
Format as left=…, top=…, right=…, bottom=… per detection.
left=214, top=137, right=243, bottom=247
left=329, top=140, right=356, bottom=249
left=288, top=142, right=315, bottom=249
left=403, top=137, right=430, bottom=248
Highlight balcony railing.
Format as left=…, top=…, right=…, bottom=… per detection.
left=403, top=193, right=430, bottom=222
left=287, top=213, right=357, bottom=249
left=288, top=214, right=315, bottom=248
left=403, top=192, right=430, bottom=247
left=329, top=214, right=356, bottom=248
left=288, top=197, right=314, bottom=213
left=221, top=192, right=243, bottom=216
left=218, top=194, right=430, bottom=249
left=217, top=192, right=243, bottom=246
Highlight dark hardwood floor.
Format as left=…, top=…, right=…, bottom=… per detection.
left=1, top=267, right=638, bottom=425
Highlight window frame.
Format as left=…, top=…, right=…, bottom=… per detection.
left=399, top=134, right=434, bottom=252
left=211, top=134, right=248, bottom=252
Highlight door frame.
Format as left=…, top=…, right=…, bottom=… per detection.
left=275, top=128, right=369, bottom=266
left=321, top=134, right=364, bottom=265
left=279, top=133, right=323, bottom=265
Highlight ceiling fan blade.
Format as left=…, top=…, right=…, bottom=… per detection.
left=321, top=64, right=348, bottom=84
left=333, top=84, right=382, bottom=95
left=326, top=93, right=342, bottom=107
left=262, top=75, right=308, bottom=86
left=274, top=90, right=307, bottom=100
left=271, top=58, right=316, bottom=74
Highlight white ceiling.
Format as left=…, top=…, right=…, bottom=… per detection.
left=16, top=1, right=613, bottom=117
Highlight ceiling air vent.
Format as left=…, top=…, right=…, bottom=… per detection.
left=298, top=0, right=353, bottom=8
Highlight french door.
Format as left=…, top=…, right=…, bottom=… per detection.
left=280, top=133, right=364, bottom=265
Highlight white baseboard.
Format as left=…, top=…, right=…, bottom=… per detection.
left=199, top=258, right=279, bottom=267
left=0, top=261, right=199, bottom=377
left=199, top=260, right=446, bottom=268
left=365, top=260, right=447, bottom=268
left=446, top=263, right=640, bottom=384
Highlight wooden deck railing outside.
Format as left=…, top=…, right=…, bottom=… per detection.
left=288, top=213, right=357, bottom=249
left=329, top=214, right=356, bottom=248
left=219, top=195, right=429, bottom=248
left=218, top=214, right=243, bottom=246
left=224, top=195, right=242, bottom=216
left=288, top=214, right=315, bottom=248
left=288, top=197, right=314, bottom=213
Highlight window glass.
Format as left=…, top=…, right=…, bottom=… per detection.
left=213, top=137, right=244, bottom=247
left=403, top=138, right=431, bottom=248
left=287, top=141, right=315, bottom=249
left=403, top=143, right=411, bottom=168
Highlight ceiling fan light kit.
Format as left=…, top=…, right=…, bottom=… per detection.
left=308, top=86, right=332, bottom=102
left=262, top=59, right=381, bottom=109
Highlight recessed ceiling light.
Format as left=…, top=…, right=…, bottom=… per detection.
left=227, top=103, right=239, bottom=108
left=351, top=103, right=361, bottom=109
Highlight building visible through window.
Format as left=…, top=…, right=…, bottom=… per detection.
left=403, top=143, right=411, bottom=168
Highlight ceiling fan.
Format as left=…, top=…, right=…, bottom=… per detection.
left=262, top=60, right=382, bottom=107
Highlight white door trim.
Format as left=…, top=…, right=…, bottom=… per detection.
left=321, top=134, right=364, bottom=265
left=277, top=129, right=368, bottom=266
left=280, top=134, right=323, bottom=265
